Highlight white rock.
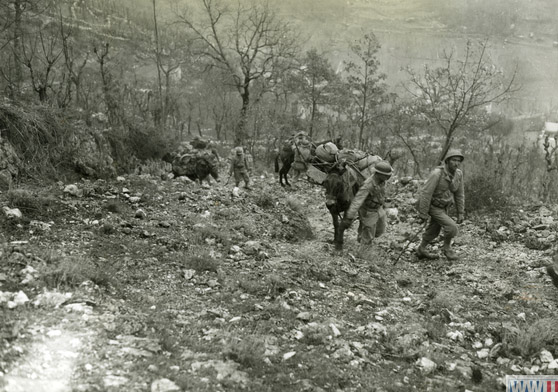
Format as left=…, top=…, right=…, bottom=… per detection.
left=104, top=375, right=129, bottom=387
left=47, top=329, right=62, bottom=337
left=151, top=378, right=180, bottom=392
left=477, top=348, right=490, bottom=359
left=283, top=351, right=296, bottom=360
left=63, top=184, right=82, bottom=197
left=13, top=290, right=29, bottom=305
left=447, top=331, right=464, bottom=341
left=472, top=341, right=483, bottom=349
left=416, top=357, right=437, bottom=374
left=541, top=349, right=554, bottom=363
left=548, top=360, right=558, bottom=369
left=517, top=312, right=526, bottom=321
left=3, top=207, right=22, bottom=219
left=330, top=323, right=341, bottom=336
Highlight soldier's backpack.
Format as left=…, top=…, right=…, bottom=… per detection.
left=244, top=152, right=254, bottom=172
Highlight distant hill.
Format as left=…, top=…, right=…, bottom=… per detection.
left=62, top=0, right=558, bottom=116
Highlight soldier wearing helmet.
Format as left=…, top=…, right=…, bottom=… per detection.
left=229, top=146, right=251, bottom=189
left=341, top=161, right=393, bottom=251
left=416, top=149, right=465, bottom=261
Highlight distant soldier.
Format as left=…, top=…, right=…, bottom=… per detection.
left=416, top=149, right=465, bottom=261
left=229, top=147, right=251, bottom=189
left=546, top=253, right=558, bottom=288
left=340, top=161, right=393, bottom=250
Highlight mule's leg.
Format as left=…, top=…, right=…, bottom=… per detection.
left=283, top=163, right=291, bottom=187
left=332, top=212, right=343, bottom=250
left=278, top=167, right=285, bottom=187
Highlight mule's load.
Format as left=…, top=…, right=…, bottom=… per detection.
left=314, top=142, right=339, bottom=163
left=164, top=140, right=219, bottom=184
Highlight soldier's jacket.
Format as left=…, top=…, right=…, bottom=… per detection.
left=418, top=165, right=464, bottom=217
left=346, top=174, right=386, bottom=220
left=229, top=154, right=248, bottom=174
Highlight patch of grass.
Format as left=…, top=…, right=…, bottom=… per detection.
left=104, top=199, right=127, bottom=214
left=285, top=196, right=304, bottom=213
left=237, top=273, right=287, bottom=298
left=38, top=253, right=115, bottom=289
left=223, top=336, right=266, bottom=369
left=513, top=318, right=558, bottom=357
left=254, top=194, right=275, bottom=209
left=183, top=254, right=220, bottom=273
left=6, top=188, right=60, bottom=219
left=428, top=290, right=458, bottom=313
left=190, top=224, right=232, bottom=247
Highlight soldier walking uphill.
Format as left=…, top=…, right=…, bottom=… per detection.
left=340, top=161, right=393, bottom=253
left=229, top=147, right=251, bottom=190
left=416, top=149, right=465, bottom=261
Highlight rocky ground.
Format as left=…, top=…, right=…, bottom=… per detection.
left=0, top=167, right=557, bottom=392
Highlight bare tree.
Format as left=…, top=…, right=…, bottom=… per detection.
left=176, top=0, right=298, bottom=145
left=343, top=32, right=387, bottom=149
left=20, top=28, right=63, bottom=102
left=294, top=48, right=338, bottom=138
left=405, top=39, right=519, bottom=163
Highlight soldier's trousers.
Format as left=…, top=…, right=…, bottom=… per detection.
left=422, top=206, right=458, bottom=243
left=357, top=207, right=386, bottom=246
left=234, top=171, right=250, bottom=187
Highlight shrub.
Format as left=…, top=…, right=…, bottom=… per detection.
left=183, top=254, right=220, bottom=273
left=464, top=173, right=510, bottom=213
left=505, top=318, right=558, bottom=357
left=223, top=336, right=266, bottom=368
left=39, top=253, right=115, bottom=289
left=254, top=193, right=275, bottom=209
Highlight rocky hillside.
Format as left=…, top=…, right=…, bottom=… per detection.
left=1, top=165, right=558, bottom=391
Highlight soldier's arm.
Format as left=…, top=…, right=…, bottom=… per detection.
left=346, top=182, right=370, bottom=220
left=418, top=170, right=441, bottom=217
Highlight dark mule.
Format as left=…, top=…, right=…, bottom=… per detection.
left=322, top=165, right=360, bottom=250
left=274, top=146, right=295, bottom=187
left=165, top=153, right=219, bottom=185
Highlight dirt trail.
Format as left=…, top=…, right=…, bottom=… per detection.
left=3, top=323, right=93, bottom=392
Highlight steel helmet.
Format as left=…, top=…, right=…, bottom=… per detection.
left=374, top=161, right=393, bottom=176
left=444, top=149, right=464, bottom=162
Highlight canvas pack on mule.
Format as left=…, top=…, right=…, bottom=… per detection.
left=314, top=142, right=339, bottom=163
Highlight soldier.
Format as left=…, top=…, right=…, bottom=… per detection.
left=229, top=147, right=251, bottom=189
left=546, top=253, right=558, bottom=288
left=416, top=149, right=465, bottom=261
left=340, top=161, right=393, bottom=250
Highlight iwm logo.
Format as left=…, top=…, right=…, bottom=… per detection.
left=506, top=376, right=558, bottom=392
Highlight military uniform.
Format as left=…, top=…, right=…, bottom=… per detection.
left=229, top=148, right=251, bottom=189
left=343, top=161, right=392, bottom=247
left=416, top=149, right=465, bottom=260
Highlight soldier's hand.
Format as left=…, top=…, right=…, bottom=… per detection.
left=456, top=214, right=464, bottom=224
left=417, top=215, right=428, bottom=224
left=340, top=218, right=353, bottom=230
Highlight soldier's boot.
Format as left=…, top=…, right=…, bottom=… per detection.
left=442, top=237, right=459, bottom=261
left=416, top=240, right=438, bottom=260
left=546, top=264, right=558, bottom=288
